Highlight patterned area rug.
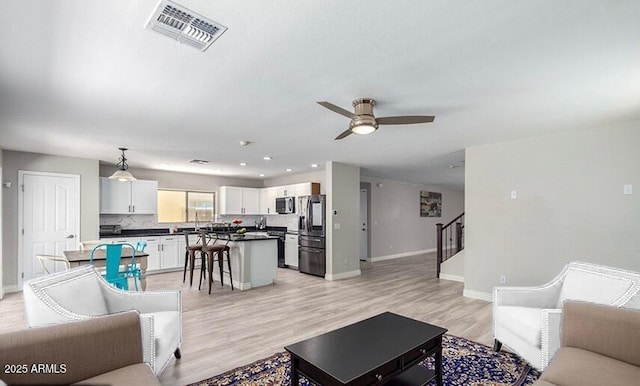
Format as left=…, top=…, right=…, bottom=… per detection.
left=190, top=335, right=540, bottom=386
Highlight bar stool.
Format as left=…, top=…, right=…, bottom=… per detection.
left=183, top=231, right=204, bottom=286
left=199, top=233, right=234, bottom=294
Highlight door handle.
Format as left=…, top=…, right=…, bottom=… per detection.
left=66, top=234, right=75, bottom=239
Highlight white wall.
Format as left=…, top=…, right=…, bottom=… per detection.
left=360, top=175, right=465, bottom=259
left=2, top=151, right=100, bottom=287
left=326, top=162, right=360, bottom=279
left=464, top=121, right=640, bottom=296
left=441, top=250, right=465, bottom=281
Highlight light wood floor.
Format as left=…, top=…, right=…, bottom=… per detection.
left=0, top=252, right=493, bottom=385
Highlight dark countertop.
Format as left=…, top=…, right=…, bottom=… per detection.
left=227, top=234, right=279, bottom=242
left=100, top=226, right=288, bottom=240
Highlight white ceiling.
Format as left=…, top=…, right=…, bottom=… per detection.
left=1, top=1, right=639, bottom=189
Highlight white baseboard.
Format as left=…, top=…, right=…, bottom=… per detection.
left=463, top=289, right=492, bottom=302
left=3, top=285, right=20, bottom=294
left=210, top=271, right=251, bottom=290
left=325, top=269, right=361, bottom=281
left=370, top=248, right=436, bottom=262
left=440, top=273, right=464, bottom=283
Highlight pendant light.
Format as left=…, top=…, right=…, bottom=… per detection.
left=108, top=147, right=137, bottom=182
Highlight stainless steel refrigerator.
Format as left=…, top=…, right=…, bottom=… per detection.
left=298, top=195, right=326, bottom=277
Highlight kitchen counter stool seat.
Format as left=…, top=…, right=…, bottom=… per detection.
left=200, top=241, right=234, bottom=294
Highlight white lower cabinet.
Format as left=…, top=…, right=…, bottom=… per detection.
left=142, top=237, right=161, bottom=271
left=99, top=234, right=187, bottom=274
left=160, top=236, right=180, bottom=270
left=285, top=234, right=298, bottom=268
left=141, top=235, right=183, bottom=273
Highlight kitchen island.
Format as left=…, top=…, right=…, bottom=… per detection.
left=208, top=234, right=279, bottom=291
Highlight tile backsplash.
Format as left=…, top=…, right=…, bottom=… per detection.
left=100, top=213, right=299, bottom=231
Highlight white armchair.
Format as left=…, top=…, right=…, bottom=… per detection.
left=493, top=261, right=640, bottom=371
left=23, top=266, right=182, bottom=375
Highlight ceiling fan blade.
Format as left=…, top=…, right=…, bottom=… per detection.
left=334, top=129, right=353, bottom=140
left=376, top=115, right=435, bottom=125
left=317, top=102, right=355, bottom=119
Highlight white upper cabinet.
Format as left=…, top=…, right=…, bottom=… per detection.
left=293, top=183, right=313, bottom=197
left=219, top=186, right=244, bottom=214
left=260, top=183, right=320, bottom=214
left=260, top=187, right=278, bottom=215
left=242, top=188, right=260, bottom=214
left=221, top=183, right=320, bottom=215
left=276, top=185, right=296, bottom=198
left=219, top=186, right=261, bottom=215
left=100, top=178, right=130, bottom=213
left=131, top=180, right=158, bottom=214
left=100, top=177, right=158, bottom=214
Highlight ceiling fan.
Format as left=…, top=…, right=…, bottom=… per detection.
left=317, top=98, right=435, bottom=140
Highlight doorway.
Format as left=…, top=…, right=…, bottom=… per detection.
left=359, top=184, right=370, bottom=261
left=18, top=171, right=80, bottom=286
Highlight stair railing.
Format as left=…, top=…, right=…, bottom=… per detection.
left=436, top=212, right=465, bottom=278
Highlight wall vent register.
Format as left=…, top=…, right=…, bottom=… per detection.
left=146, top=0, right=228, bottom=52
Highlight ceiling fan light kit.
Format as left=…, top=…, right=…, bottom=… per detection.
left=317, top=98, right=435, bottom=140
left=108, top=147, right=137, bottom=182
left=351, top=124, right=377, bottom=135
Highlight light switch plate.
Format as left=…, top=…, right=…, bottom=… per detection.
left=334, top=223, right=341, bottom=229
left=510, top=190, right=518, bottom=199
left=624, top=184, right=633, bottom=195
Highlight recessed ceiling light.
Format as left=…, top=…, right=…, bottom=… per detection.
left=240, top=162, right=247, bottom=166
left=286, top=168, right=292, bottom=172
left=159, top=163, right=170, bottom=167
left=311, top=164, right=318, bottom=168
left=215, top=169, right=223, bottom=172
left=448, top=165, right=458, bottom=169
left=259, top=173, right=265, bottom=177
left=239, top=140, right=250, bottom=146
left=263, top=156, right=272, bottom=160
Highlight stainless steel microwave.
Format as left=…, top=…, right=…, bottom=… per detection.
left=276, top=196, right=295, bottom=214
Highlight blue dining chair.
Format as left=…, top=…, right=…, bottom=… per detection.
left=90, top=243, right=137, bottom=291
left=125, top=241, right=147, bottom=291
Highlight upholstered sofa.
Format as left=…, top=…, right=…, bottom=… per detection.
left=22, top=266, right=182, bottom=375
left=493, top=261, right=640, bottom=370
left=534, top=301, right=640, bottom=386
left=0, top=311, right=160, bottom=385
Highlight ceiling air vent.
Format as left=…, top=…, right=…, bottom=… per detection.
left=189, top=159, right=210, bottom=165
left=146, top=0, right=227, bottom=52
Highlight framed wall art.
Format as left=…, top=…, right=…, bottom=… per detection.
left=420, top=191, right=442, bottom=217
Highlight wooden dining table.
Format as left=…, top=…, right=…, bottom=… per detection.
left=63, top=249, right=149, bottom=291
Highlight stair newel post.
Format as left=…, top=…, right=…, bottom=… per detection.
left=436, top=223, right=443, bottom=278
left=456, top=222, right=463, bottom=253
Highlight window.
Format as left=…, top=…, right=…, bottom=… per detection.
left=157, top=190, right=215, bottom=223
left=187, top=191, right=215, bottom=222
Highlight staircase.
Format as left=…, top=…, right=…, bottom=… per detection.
left=436, top=212, right=464, bottom=278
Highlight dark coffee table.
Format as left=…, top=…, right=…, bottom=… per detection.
left=285, top=312, right=447, bottom=385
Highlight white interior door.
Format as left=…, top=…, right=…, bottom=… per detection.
left=360, top=189, right=368, bottom=260
left=21, top=172, right=80, bottom=284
